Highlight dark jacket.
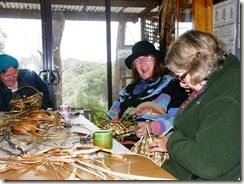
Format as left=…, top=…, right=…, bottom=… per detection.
left=0, top=69, right=53, bottom=111
left=107, top=75, right=189, bottom=135
left=162, top=54, right=240, bottom=180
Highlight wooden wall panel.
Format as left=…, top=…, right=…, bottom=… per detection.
left=192, top=0, right=213, bottom=33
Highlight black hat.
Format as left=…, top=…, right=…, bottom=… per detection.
left=125, top=40, right=163, bottom=69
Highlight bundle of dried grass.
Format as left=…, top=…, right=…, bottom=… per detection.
left=0, top=109, right=73, bottom=154
left=97, top=114, right=137, bottom=142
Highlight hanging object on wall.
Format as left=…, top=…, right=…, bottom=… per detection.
left=158, top=0, right=176, bottom=46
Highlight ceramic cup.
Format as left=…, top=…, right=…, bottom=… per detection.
left=93, top=130, right=113, bottom=149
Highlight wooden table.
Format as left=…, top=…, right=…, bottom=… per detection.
left=0, top=114, right=176, bottom=180
left=0, top=153, right=176, bottom=180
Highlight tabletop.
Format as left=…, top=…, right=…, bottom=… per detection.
left=0, top=113, right=176, bottom=180
left=69, top=115, right=132, bottom=153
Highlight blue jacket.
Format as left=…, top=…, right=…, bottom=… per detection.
left=107, top=75, right=188, bottom=135
left=0, top=69, right=53, bottom=111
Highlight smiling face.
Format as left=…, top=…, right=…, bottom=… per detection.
left=133, top=55, right=155, bottom=80
left=0, top=66, right=19, bottom=88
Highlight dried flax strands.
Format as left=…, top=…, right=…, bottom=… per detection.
left=0, top=145, right=172, bottom=180
left=131, top=125, right=174, bottom=166
left=97, top=114, right=138, bottom=142
left=0, top=109, right=74, bottom=154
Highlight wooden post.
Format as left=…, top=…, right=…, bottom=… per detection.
left=192, top=0, right=213, bottom=33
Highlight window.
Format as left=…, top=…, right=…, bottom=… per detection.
left=0, top=0, right=161, bottom=121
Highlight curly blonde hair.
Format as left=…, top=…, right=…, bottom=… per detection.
left=165, top=30, right=228, bottom=85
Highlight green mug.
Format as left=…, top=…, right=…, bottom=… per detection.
left=93, top=130, right=113, bottom=149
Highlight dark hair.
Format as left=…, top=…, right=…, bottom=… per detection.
left=1, top=66, right=18, bottom=74
left=130, top=55, right=166, bottom=84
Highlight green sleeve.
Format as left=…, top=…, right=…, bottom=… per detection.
left=166, top=97, right=240, bottom=180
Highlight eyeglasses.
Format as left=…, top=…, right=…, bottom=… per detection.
left=175, top=71, right=188, bottom=82
left=134, top=55, right=152, bottom=65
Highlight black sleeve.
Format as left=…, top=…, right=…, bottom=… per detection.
left=0, top=84, right=13, bottom=111
left=165, top=80, right=188, bottom=111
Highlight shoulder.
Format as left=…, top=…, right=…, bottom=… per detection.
left=19, top=69, right=38, bottom=78
left=165, top=79, right=188, bottom=97
left=168, top=79, right=182, bottom=88
left=19, top=69, right=35, bottom=75
left=161, top=76, right=179, bottom=89
left=123, top=83, right=136, bottom=93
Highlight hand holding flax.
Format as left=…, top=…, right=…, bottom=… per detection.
left=148, top=125, right=173, bottom=152
left=148, top=136, right=169, bottom=152
left=135, top=121, right=152, bottom=138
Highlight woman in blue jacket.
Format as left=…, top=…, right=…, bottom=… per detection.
left=0, top=54, right=53, bottom=111
left=107, top=41, right=188, bottom=148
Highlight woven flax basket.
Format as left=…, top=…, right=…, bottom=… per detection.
left=10, top=86, right=43, bottom=111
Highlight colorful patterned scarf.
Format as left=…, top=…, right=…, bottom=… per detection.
left=179, top=83, right=208, bottom=113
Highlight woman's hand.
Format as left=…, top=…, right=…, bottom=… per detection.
left=148, top=136, right=169, bottom=152
left=135, top=122, right=152, bottom=138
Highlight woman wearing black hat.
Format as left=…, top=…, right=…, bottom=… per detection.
left=106, top=40, right=188, bottom=148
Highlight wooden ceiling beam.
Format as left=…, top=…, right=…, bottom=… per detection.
left=0, top=9, right=157, bottom=22
left=52, top=0, right=160, bottom=8
left=0, top=0, right=39, bottom=3
left=62, top=11, right=157, bottom=22
left=1, top=0, right=160, bottom=8
left=0, top=9, right=40, bottom=19
left=0, top=0, right=159, bottom=22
